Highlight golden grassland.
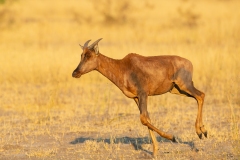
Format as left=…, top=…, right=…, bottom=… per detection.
left=0, top=0, right=239, bottom=159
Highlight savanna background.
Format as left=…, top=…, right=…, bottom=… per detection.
left=0, top=0, right=239, bottom=159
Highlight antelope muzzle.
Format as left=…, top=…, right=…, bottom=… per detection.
left=72, top=69, right=81, bottom=78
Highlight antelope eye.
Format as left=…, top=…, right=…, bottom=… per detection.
left=85, top=53, right=91, bottom=59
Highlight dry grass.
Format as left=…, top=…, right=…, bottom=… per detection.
left=0, top=0, right=239, bottom=159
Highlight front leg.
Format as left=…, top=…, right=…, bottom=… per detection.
left=134, top=98, right=158, bottom=157
left=138, top=94, right=176, bottom=142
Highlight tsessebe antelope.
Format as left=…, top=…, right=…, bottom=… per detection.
left=72, top=38, right=207, bottom=157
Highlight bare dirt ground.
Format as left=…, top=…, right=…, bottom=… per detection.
left=0, top=83, right=239, bottom=160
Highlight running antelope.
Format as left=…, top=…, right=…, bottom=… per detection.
left=72, top=38, right=207, bottom=157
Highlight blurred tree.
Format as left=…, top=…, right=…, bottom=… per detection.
left=91, top=0, right=133, bottom=25
left=0, top=0, right=6, bottom=4
left=0, top=0, right=15, bottom=29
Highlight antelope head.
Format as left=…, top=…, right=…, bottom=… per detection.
left=72, top=38, right=102, bottom=78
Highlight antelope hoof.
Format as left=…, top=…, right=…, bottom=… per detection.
left=200, top=126, right=207, bottom=138
left=152, top=152, right=157, bottom=158
left=172, top=136, right=178, bottom=143
left=197, top=133, right=202, bottom=139
left=203, top=131, right=207, bottom=138
left=152, top=147, right=158, bottom=158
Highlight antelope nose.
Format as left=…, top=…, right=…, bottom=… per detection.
left=72, top=71, right=77, bottom=77
left=72, top=70, right=81, bottom=78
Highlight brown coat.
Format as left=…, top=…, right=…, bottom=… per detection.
left=72, top=39, right=207, bottom=157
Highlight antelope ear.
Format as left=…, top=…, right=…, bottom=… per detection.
left=93, top=44, right=99, bottom=54
left=79, top=44, right=84, bottom=49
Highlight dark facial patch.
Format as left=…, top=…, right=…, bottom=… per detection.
left=84, top=52, right=91, bottom=59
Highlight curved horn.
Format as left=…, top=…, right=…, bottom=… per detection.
left=83, top=40, right=91, bottom=49
left=88, top=38, right=102, bottom=49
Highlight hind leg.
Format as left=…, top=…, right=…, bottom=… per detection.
left=170, top=82, right=207, bottom=139
left=190, top=86, right=207, bottom=138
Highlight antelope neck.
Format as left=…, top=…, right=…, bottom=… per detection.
left=96, top=53, right=124, bottom=88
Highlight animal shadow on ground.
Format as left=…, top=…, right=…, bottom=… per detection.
left=70, top=136, right=198, bottom=154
